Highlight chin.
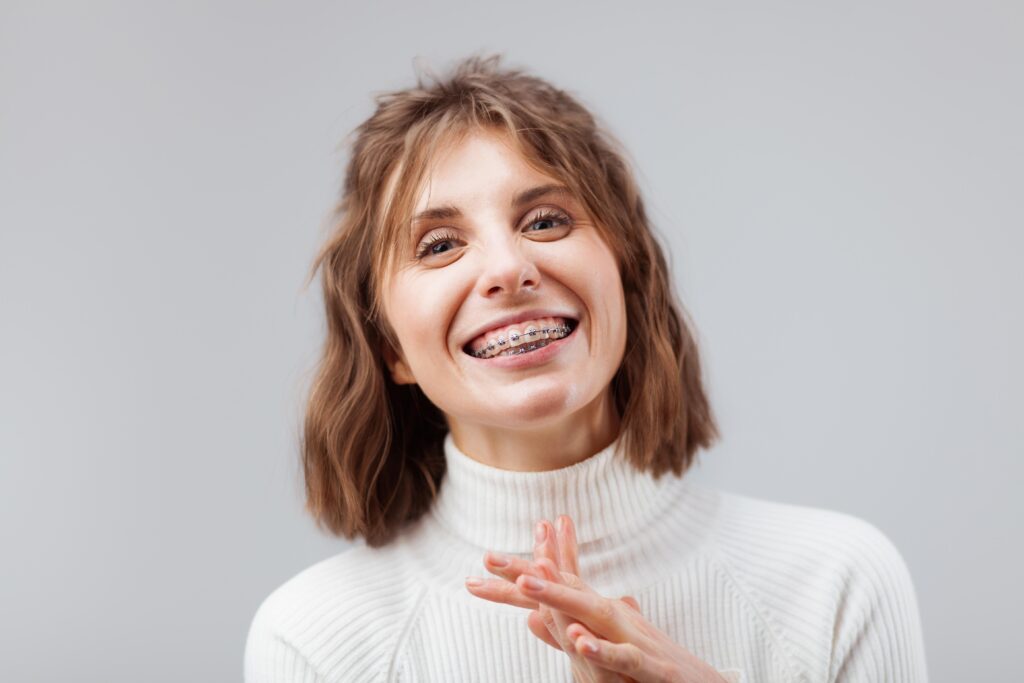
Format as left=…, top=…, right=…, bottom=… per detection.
left=487, top=388, right=583, bottom=427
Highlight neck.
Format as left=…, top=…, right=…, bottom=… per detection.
left=446, top=389, right=620, bottom=471
left=425, top=421, right=702, bottom=559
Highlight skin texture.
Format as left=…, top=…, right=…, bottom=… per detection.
left=379, top=128, right=626, bottom=471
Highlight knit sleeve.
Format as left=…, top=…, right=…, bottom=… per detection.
left=828, top=522, right=929, bottom=682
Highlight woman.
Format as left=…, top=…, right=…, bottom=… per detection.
left=245, top=55, right=928, bottom=682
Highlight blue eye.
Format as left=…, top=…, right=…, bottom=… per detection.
left=525, top=209, right=572, bottom=232
left=415, top=230, right=461, bottom=259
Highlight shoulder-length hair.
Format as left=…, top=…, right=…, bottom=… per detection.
left=303, top=54, right=719, bottom=548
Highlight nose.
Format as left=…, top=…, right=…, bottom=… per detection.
left=476, top=237, right=541, bottom=298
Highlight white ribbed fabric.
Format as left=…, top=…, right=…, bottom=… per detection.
left=245, top=433, right=928, bottom=682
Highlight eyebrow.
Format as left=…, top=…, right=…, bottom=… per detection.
left=410, top=183, right=572, bottom=225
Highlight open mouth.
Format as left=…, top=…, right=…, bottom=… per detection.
left=462, top=318, right=578, bottom=360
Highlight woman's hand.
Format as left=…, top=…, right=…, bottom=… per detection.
left=467, top=516, right=629, bottom=682
left=465, top=515, right=730, bottom=683
left=530, top=517, right=629, bottom=682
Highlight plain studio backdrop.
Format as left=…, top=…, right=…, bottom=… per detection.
left=1, top=1, right=1020, bottom=681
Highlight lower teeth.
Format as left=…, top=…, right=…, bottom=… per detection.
left=498, top=339, right=551, bottom=357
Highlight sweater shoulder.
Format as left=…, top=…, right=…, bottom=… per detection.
left=704, top=490, right=925, bottom=681
left=710, top=490, right=915, bottom=593
left=244, top=541, right=424, bottom=683
left=710, top=489, right=903, bottom=565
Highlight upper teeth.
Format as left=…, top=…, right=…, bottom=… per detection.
left=466, top=317, right=574, bottom=359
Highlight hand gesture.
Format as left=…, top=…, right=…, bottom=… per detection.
left=465, top=515, right=730, bottom=683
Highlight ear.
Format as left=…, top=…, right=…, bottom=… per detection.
left=382, top=342, right=417, bottom=385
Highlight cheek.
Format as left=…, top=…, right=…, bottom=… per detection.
left=388, top=274, right=462, bottom=362
left=579, top=245, right=628, bottom=358
left=578, top=242, right=625, bottom=311
left=384, top=281, right=423, bottom=354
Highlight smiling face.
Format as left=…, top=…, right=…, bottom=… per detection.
left=379, top=128, right=627, bottom=453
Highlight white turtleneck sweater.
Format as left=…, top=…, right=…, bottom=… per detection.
left=244, top=434, right=928, bottom=682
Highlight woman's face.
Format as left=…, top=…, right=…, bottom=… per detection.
left=380, top=128, right=627, bottom=436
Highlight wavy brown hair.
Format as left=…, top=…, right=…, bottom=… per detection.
left=302, top=54, right=719, bottom=548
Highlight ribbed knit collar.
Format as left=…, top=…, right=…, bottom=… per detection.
left=428, top=431, right=684, bottom=555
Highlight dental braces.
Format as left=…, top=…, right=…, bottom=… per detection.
left=471, top=324, right=572, bottom=359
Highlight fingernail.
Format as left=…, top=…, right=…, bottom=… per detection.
left=581, top=638, right=599, bottom=654
left=557, top=516, right=566, bottom=533
left=487, top=553, right=509, bottom=567
left=535, top=522, right=546, bottom=543
left=465, top=577, right=484, bottom=587
left=522, top=575, right=546, bottom=591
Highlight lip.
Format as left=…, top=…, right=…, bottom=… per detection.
left=466, top=321, right=578, bottom=369
left=459, top=308, right=578, bottom=349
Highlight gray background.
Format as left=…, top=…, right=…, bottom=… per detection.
left=1, top=1, right=1020, bottom=681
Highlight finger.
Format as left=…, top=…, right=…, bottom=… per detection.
left=576, top=635, right=679, bottom=683
left=534, top=523, right=587, bottom=657
left=621, top=595, right=641, bottom=613
left=535, top=559, right=580, bottom=655
left=535, top=520, right=560, bottom=570
left=516, top=571, right=629, bottom=642
left=536, top=557, right=614, bottom=659
left=485, top=550, right=599, bottom=601
left=464, top=576, right=541, bottom=610
left=535, top=557, right=596, bottom=596
left=564, top=619, right=596, bottom=642
left=535, top=559, right=651, bottom=647
left=527, top=609, right=563, bottom=651
left=483, top=551, right=538, bottom=583
left=556, top=515, right=580, bottom=576
left=524, top=563, right=576, bottom=656
left=533, top=522, right=569, bottom=643
left=562, top=616, right=626, bottom=683
left=539, top=602, right=578, bottom=654
left=534, top=562, right=623, bottom=683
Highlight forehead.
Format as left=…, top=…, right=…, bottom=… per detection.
left=411, top=128, right=557, bottom=214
